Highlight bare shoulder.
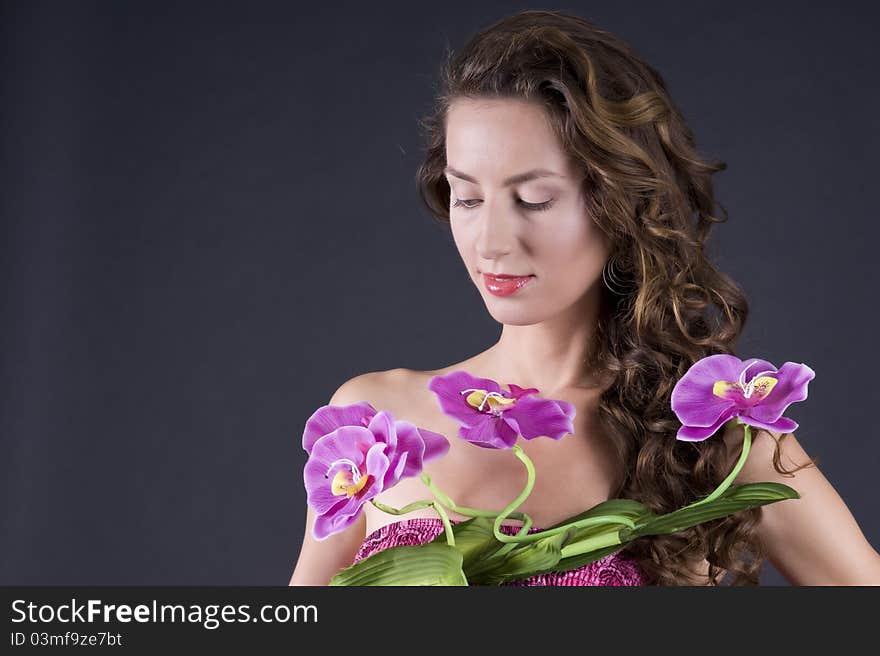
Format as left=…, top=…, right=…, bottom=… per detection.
left=328, top=367, right=414, bottom=408
left=331, top=367, right=449, bottom=430
left=719, top=421, right=815, bottom=485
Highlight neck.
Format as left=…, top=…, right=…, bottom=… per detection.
left=482, top=286, right=603, bottom=396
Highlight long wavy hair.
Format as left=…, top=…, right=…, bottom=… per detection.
left=415, top=9, right=816, bottom=585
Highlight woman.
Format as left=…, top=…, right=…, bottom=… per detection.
left=289, top=9, right=880, bottom=585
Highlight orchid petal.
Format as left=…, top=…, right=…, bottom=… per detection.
left=460, top=415, right=518, bottom=449
left=303, top=406, right=440, bottom=539
left=308, top=426, right=375, bottom=471
left=418, top=428, right=451, bottom=462
left=384, top=450, right=409, bottom=489
left=671, top=355, right=771, bottom=427
left=506, top=383, right=540, bottom=400
left=428, top=370, right=503, bottom=426
left=743, top=362, right=814, bottom=425
left=391, top=420, right=427, bottom=479
left=313, top=508, right=361, bottom=540
left=303, top=462, right=348, bottom=514
left=504, top=395, right=576, bottom=441
left=367, top=410, right=398, bottom=451
left=738, top=414, right=799, bottom=435
left=676, top=406, right=738, bottom=441
left=364, top=442, right=391, bottom=491
left=302, top=402, right=377, bottom=453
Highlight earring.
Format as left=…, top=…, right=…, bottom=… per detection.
left=602, top=255, right=628, bottom=295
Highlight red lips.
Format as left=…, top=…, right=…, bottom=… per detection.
left=481, top=273, right=535, bottom=296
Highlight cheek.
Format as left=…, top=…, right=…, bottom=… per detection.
left=534, top=228, right=608, bottom=298
left=538, top=218, right=605, bottom=270
left=449, top=220, right=474, bottom=264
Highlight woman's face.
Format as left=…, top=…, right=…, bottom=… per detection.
left=444, top=97, right=610, bottom=326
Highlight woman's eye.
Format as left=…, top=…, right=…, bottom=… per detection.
left=451, top=198, right=554, bottom=212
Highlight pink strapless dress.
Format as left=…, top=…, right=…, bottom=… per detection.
left=354, top=517, right=648, bottom=586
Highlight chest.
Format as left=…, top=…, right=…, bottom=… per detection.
left=362, top=382, right=622, bottom=532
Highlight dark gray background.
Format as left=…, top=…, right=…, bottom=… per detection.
left=2, top=0, right=877, bottom=586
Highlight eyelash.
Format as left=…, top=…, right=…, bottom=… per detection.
left=451, top=198, right=554, bottom=212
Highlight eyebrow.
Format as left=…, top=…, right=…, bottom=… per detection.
left=443, top=167, right=563, bottom=187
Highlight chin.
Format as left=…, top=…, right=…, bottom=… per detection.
left=484, top=304, right=546, bottom=326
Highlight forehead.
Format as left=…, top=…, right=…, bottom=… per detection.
left=445, top=98, right=570, bottom=178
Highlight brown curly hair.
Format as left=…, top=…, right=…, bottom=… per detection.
left=415, top=9, right=816, bottom=585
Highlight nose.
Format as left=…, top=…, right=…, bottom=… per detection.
left=475, top=198, right=516, bottom=260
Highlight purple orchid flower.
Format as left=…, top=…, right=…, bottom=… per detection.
left=671, top=354, right=815, bottom=441
left=427, top=370, right=576, bottom=449
left=302, top=403, right=449, bottom=539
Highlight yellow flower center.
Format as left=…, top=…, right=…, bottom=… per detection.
left=459, top=387, right=516, bottom=416
left=712, top=360, right=779, bottom=402
left=326, top=458, right=370, bottom=498
left=330, top=470, right=369, bottom=498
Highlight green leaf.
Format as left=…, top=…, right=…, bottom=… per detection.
left=330, top=483, right=799, bottom=586
left=445, top=502, right=655, bottom=585
left=495, top=483, right=799, bottom=578
left=328, top=543, right=468, bottom=586
left=545, top=498, right=655, bottom=531
left=534, top=498, right=656, bottom=554
left=488, top=528, right=575, bottom=583
left=543, top=498, right=656, bottom=545
left=426, top=516, right=501, bottom=571
left=621, top=482, right=800, bottom=540
left=552, top=543, right=627, bottom=572
left=463, top=526, right=589, bottom=585
left=425, top=516, right=556, bottom=584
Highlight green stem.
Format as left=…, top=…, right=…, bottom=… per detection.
left=419, top=472, right=533, bottom=526
left=494, top=513, right=636, bottom=545
left=368, top=498, right=455, bottom=546
left=491, top=445, right=636, bottom=545
left=687, top=423, right=753, bottom=509
left=418, top=472, right=533, bottom=559
left=370, top=499, right=436, bottom=515
left=431, top=501, right=455, bottom=547
left=559, top=527, right=624, bottom=558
